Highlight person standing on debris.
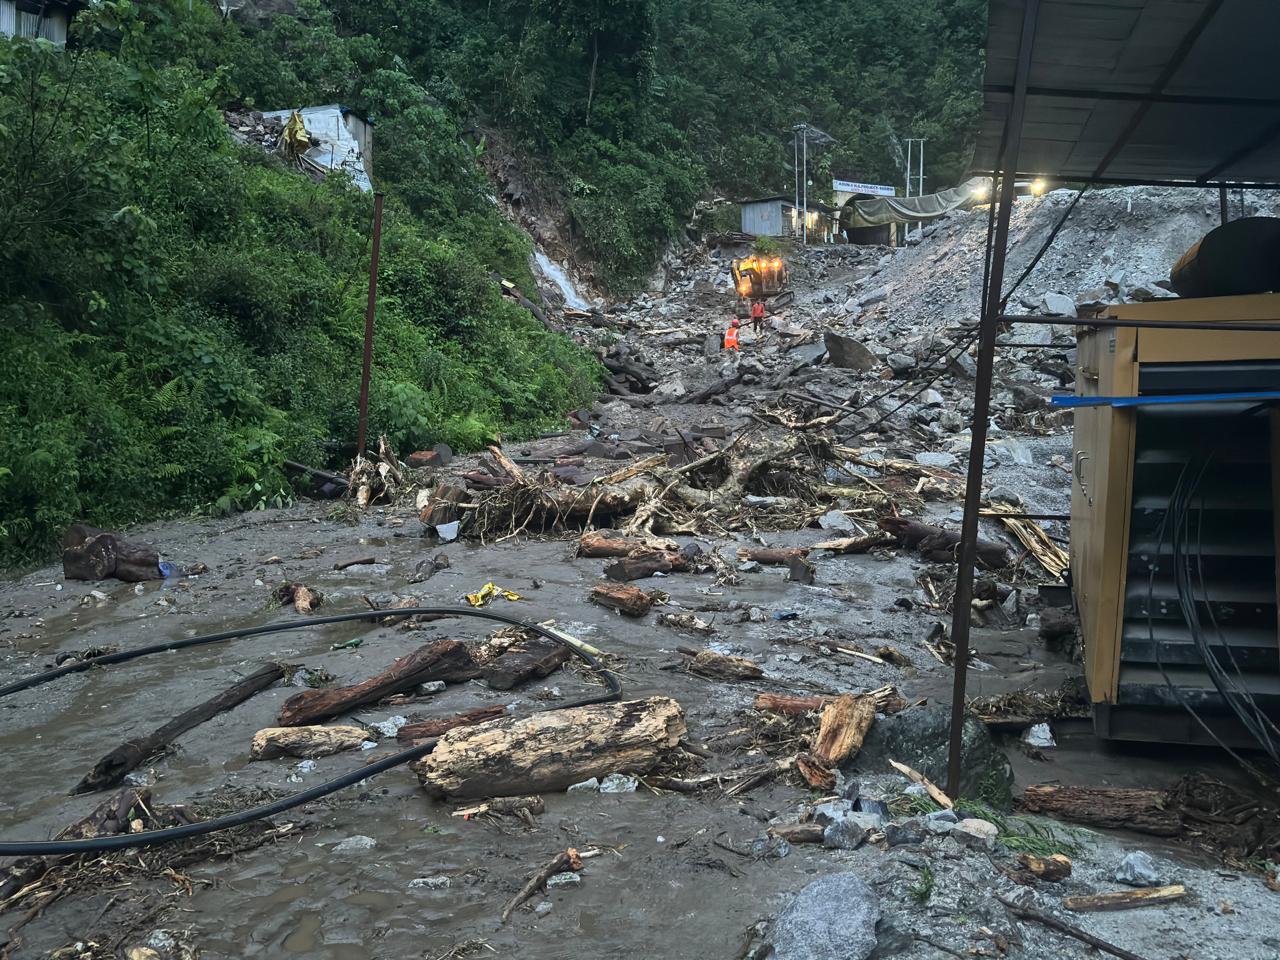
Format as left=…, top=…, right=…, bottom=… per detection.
left=750, top=299, right=766, bottom=335
left=724, top=318, right=742, bottom=352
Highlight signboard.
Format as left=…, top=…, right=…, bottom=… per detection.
left=832, top=179, right=896, bottom=197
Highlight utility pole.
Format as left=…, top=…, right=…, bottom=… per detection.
left=802, top=128, right=808, bottom=245
left=793, top=129, right=800, bottom=238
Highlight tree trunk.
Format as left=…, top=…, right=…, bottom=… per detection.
left=604, top=549, right=678, bottom=581
left=578, top=529, right=677, bottom=558
left=1063, top=885, right=1186, bottom=912
left=590, top=581, right=655, bottom=617
left=63, top=524, right=162, bottom=582
left=737, top=546, right=809, bottom=565
left=250, top=724, right=368, bottom=760
left=278, top=640, right=478, bottom=726
left=396, top=705, right=507, bottom=743
left=483, top=635, right=571, bottom=691
left=810, top=695, right=875, bottom=767
left=419, top=482, right=468, bottom=526
left=1019, top=784, right=1182, bottom=836
left=73, top=663, right=284, bottom=794
left=412, top=696, right=686, bottom=799
left=684, top=648, right=763, bottom=682
left=753, top=693, right=830, bottom=715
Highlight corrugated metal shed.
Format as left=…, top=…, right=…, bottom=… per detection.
left=739, top=197, right=790, bottom=236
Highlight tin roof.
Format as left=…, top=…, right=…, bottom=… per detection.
left=975, top=0, right=1280, bottom=186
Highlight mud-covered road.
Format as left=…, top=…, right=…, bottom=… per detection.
left=5, top=191, right=1280, bottom=959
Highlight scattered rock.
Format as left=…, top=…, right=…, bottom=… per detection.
left=546, top=872, right=582, bottom=889
left=855, top=703, right=1014, bottom=806
left=1040, top=292, right=1078, bottom=318
left=823, top=818, right=866, bottom=850
left=567, top=777, right=600, bottom=793
left=409, top=876, right=452, bottom=889
left=914, top=451, right=958, bottom=469
left=883, top=818, right=928, bottom=847
left=951, top=818, right=999, bottom=851
left=1023, top=723, right=1056, bottom=748
left=768, top=872, right=879, bottom=960
left=1115, top=850, right=1168, bottom=887
left=333, top=835, right=377, bottom=852
left=887, top=353, right=916, bottom=375
left=599, top=773, right=638, bottom=793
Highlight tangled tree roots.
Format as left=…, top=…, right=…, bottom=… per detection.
left=457, top=436, right=831, bottom=540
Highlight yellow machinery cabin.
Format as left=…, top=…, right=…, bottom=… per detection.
left=1072, top=293, right=1280, bottom=744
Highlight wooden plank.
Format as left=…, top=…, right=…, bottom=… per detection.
left=590, top=581, right=654, bottom=617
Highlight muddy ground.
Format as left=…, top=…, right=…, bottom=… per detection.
left=4, top=189, right=1280, bottom=959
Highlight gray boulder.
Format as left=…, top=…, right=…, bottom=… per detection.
left=823, top=818, right=867, bottom=850
left=768, top=873, right=879, bottom=960
left=1040, top=292, right=1078, bottom=318
left=853, top=703, right=1014, bottom=806
left=824, top=332, right=880, bottom=372
left=883, top=818, right=928, bottom=847
left=1115, top=850, right=1166, bottom=887
left=887, top=353, right=916, bottom=375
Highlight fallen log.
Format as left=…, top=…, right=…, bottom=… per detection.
left=412, top=696, right=686, bottom=799
left=1063, top=885, right=1186, bottom=913
left=250, top=724, right=368, bottom=760
left=753, top=693, right=830, bottom=716
left=483, top=635, right=571, bottom=691
left=996, top=895, right=1152, bottom=960
left=736, top=546, right=809, bottom=565
left=453, top=795, right=545, bottom=820
left=682, top=648, right=763, bottom=682
left=73, top=663, right=285, bottom=794
left=810, top=533, right=896, bottom=554
left=333, top=556, right=377, bottom=571
left=1018, top=784, right=1182, bottom=836
left=879, top=517, right=1010, bottom=568
left=768, top=822, right=825, bottom=844
left=486, top=444, right=527, bottom=484
left=274, top=581, right=322, bottom=614
left=577, top=529, right=677, bottom=558
left=396, top=705, right=507, bottom=743
left=278, top=640, right=478, bottom=726
left=590, top=581, right=655, bottom=617
left=1018, top=853, right=1073, bottom=883
left=604, top=549, right=679, bottom=581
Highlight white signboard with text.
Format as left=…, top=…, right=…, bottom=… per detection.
left=832, top=179, right=896, bottom=197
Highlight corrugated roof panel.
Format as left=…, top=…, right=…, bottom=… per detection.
left=976, top=0, right=1280, bottom=184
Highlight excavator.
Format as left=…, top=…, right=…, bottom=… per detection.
left=731, top=254, right=791, bottom=318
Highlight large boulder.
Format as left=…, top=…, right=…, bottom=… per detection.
left=768, top=873, right=879, bottom=960
left=851, top=703, right=1014, bottom=807
left=824, top=332, right=880, bottom=372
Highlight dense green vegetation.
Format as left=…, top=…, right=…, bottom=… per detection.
left=334, top=0, right=985, bottom=286
left=0, top=0, right=599, bottom=562
left=0, top=0, right=985, bottom=563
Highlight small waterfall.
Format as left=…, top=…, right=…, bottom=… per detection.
left=534, top=250, right=590, bottom=311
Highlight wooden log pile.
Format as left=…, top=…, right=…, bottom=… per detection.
left=879, top=516, right=1011, bottom=568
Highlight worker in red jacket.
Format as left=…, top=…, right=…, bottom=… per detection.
left=750, top=299, right=766, bottom=335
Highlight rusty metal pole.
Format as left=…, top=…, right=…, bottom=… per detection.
left=945, top=0, right=1040, bottom=801
left=356, top=191, right=385, bottom=456
left=1218, top=184, right=1229, bottom=225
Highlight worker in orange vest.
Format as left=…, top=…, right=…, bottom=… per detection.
left=724, top=318, right=742, bottom=352
left=750, top=300, right=766, bottom=335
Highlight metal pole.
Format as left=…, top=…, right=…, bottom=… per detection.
left=802, top=127, right=809, bottom=246
left=944, top=0, right=1040, bottom=801
left=904, top=140, right=912, bottom=247
left=1219, top=184, right=1229, bottom=225
left=918, top=139, right=926, bottom=237
left=794, top=130, right=800, bottom=237
left=355, top=191, right=385, bottom=456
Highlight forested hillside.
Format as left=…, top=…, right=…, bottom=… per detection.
left=0, top=0, right=984, bottom=563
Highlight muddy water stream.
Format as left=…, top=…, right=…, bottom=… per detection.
left=0, top=504, right=1263, bottom=957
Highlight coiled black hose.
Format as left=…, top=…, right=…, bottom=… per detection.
left=0, top=607, right=621, bottom=856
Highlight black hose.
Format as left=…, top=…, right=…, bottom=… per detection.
left=0, top=607, right=622, bottom=857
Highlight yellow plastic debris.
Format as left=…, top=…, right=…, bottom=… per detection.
left=465, top=582, right=524, bottom=607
